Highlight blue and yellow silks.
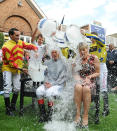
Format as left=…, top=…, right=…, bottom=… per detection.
left=85, top=33, right=107, bottom=63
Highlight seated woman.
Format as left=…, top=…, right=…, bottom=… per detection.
left=73, top=42, right=100, bottom=128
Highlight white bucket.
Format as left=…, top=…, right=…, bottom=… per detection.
left=29, top=68, right=45, bottom=82
left=65, top=25, right=83, bottom=44
left=38, top=18, right=57, bottom=37
left=52, top=30, right=67, bottom=48
left=28, top=61, right=47, bottom=82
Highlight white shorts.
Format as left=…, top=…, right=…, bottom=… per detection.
left=100, top=63, right=108, bottom=92
left=3, top=71, right=21, bottom=95
left=36, top=84, right=63, bottom=99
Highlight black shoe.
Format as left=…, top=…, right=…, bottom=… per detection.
left=4, top=97, right=14, bottom=116
left=74, top=121, right=81, bottom=128
left=82, top=124, right=88, bottom=129
left=6, top=109, right=14, bottom=116
left=95, top=114, right=99, bottom=124
left=38, top=115, right=47, bottom=123
left=11, top=106, right=17, bottom=112
left=102, top=110, right=110, bottom=116
left=95, top=118, right=99, bottom=124
left=38, top=104, right=47, bottom=123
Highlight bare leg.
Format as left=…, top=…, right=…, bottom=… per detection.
left=82, top=85, right=91, bottom=126
left=74, top=84, right=83, bottom=123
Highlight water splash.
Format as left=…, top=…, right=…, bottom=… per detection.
left=37, top=20, right=87, bottom=130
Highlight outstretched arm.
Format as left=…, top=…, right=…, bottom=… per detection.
left=31, top=21, right=41, bottom=43
left=31, top=27, right=38, bottom=43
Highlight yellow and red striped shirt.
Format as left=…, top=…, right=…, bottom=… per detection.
left=2, top=40, right=37, bottom=73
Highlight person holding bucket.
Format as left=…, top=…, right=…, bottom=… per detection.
left=2, top=28, right=38, bottom=116
left=31, top=24, right=48, bottom=87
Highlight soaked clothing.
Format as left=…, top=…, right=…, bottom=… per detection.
left=44, top=58, right=67, bottom=87
left=79, top=55, right=97, bottom=94
left=79, top=55, right=95, bottom=79
left=33, top=41, right=46, bottom=61
left=36, top=58, right=67, bottom=99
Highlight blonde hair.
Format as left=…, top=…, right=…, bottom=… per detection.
left=77, top=42, right=89, bottom=51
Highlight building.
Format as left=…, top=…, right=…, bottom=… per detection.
left=106, top=34, right=117, bottom=47
left=0, top=0, right=46, bottom=42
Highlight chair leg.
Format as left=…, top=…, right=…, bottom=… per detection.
left=19, top=83, right=24, bottom=116
left=94, top=94, right=100, bottom=124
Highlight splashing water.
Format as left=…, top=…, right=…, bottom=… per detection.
left=44, top=121, right=76, bottom=131
left=43, top=80, right=77, bottom=131
left=37, top=20, right=87, bottom=130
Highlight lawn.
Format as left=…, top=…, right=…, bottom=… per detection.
left=0, top=93, right=117, bottom=131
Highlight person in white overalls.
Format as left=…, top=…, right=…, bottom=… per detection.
left=31, top=27, right=47, bottom=87
left=36, top=48, right=67, bottom=123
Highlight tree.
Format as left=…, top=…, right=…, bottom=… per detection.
left=0, top=32, right=4, bottom=49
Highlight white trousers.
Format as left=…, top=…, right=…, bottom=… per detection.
left=3, top=71, right=21, bottom=97
left=100, top=63, right=108, bottom=92
left=36, top=85, right=63, bottom=100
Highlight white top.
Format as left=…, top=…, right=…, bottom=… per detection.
left=0, top=49, right=2, bottom=62
left=34, top=41, right=46, bottom=61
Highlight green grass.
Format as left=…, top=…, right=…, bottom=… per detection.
left=0, top=93, right=117, bottom=131
left=0, top=96, right=44, bottom=131
left=88, top=93, right=117, bottom=131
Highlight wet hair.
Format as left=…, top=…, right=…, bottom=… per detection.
left=91, top=32, right=98, bottom=36
left=37, top=34, right=43, bottom=39
left=9, top=28, right=19, bottom=36
left=109, top=43, right=114, bottom=46
left=77, top=42, right=89, bottom=51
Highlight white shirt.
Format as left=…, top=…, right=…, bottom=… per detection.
left=33, top=41, right=46, bottom=61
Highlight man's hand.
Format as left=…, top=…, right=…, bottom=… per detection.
left=34, top=52, right=39, bottom=58
left=22, top=68, right=28, bottom=74
left=72, top=63, right=76, bottom=68
left=109, top=60, right=114, bottom=64
left=80, top=29, right=85, bottom=35
left=83, top=76, right=91, bottom=86
left=44, top=82, right=52, bottom=88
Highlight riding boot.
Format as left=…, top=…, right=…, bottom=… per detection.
left=4, top=97, right=14, bottom=116
left=38, top=99, right=47, bottom=123
left=47, top=101, right=54, bottom=121
left=11, top=93, right=18, bottom=111
left=102, top=91, right=110, bottom=116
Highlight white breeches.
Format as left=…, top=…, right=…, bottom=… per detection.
left=36, top=85, right=63, bottom=100
left=100, top=63, right=108, bottom=92
left=3, top=71, right=21, bottom=96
